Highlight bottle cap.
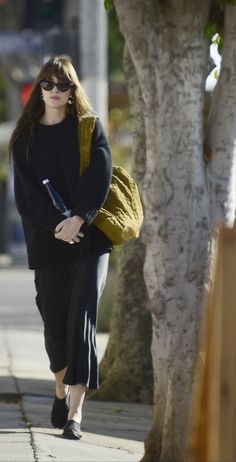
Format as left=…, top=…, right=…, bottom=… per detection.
left=42, top=179, right=49, bottom=184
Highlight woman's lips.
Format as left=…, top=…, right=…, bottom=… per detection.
left=50, top=96, right=60, bottom=100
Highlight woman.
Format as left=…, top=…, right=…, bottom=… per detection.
left=9, top=56, right=112, bottom=439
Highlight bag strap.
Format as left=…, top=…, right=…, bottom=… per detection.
left=78, top=115, right=97, bottom=177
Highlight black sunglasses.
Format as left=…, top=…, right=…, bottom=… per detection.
left=40, top=80, right=73, bottom=92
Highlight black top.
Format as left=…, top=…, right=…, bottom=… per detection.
left=13, top=115, right=113, bottom=269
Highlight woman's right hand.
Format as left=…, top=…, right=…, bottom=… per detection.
left=54, top=215, right=85, bottom=244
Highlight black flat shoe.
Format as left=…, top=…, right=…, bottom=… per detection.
left=51, top=393, right=69, bottom=429
left=62, top=420, right=82, bottom=440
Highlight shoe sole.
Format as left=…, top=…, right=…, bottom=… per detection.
left=62, top=431, right=82, bottom=440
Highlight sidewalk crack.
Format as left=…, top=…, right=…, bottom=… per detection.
left=3, top=331, right=39, bottom=462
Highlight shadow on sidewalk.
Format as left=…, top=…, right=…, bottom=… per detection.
left=0, top=376, right=152, bottom=442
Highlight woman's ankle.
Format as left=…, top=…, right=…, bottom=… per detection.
left=68, top=410, right=82, bottom=424
left=68, top=384, right=86, bottom=423
left=55, top=383, right=69, bottom=399
left=54, top=367, right=68, bottom=399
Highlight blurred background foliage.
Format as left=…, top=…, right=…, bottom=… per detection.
left=108, top=5, right=125, bottom=84
left=108, top=6, right=131, bottom=173
left=0, top=75, right=7, bottom=185
left=0, top=74, right=6, bottom=124
left=97, top=8, right=133, bottom=332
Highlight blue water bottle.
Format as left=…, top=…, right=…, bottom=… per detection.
left=42, top=179, right=71, bottom=217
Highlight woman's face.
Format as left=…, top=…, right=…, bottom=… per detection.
left=40, top=75, right=72, bottom=110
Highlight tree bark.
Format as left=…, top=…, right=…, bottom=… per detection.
left=90, top=46, right=153, bottom=404
left=113, top=1, right=211, bottom=460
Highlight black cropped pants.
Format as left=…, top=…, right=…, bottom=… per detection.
left=34, top=252, right=109, bottom=389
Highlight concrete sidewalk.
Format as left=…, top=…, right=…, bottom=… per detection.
left=0, top=268, right=153, bottom=461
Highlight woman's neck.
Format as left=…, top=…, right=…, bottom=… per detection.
left=40, top=108, right=67, bottom=126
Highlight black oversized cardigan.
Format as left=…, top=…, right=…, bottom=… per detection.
left=13, top=116, right=113, bottom=269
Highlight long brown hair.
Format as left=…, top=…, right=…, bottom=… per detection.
left=9, top=56, right=93, bottom=159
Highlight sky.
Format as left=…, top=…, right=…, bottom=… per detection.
left=205, top=40, right=222, bottom=92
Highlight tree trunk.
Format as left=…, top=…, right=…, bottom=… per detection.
left=206, top=4, right=236, bottom=228
left=113, top=1, right=211, bottom=460
left=89, top=46, right=153, bottom=404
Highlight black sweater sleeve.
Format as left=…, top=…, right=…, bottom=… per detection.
left=13, top=141, right=64, bottom=232
left=71, top=118, right=112, bottom=224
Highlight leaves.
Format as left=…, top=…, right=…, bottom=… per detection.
left=220, top=0, right=236, bottom=4
left=0, top=163, right=7, bottom=182
left=214, top=34, right=223, bottom=54
left=204, top=23, right=223, bottom=54
left=203, top=0, right=228, bottom=55
left=213, top=69, right=220, bottom=80
left=204, top=22, right=219, bottom=41
left=104, top=0, right=113, bottom=12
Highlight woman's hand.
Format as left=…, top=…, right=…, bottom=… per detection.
left=54, top=215, right=85, bottom=244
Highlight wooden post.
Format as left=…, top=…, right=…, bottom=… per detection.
left=188, top=226, right=236, bottom=462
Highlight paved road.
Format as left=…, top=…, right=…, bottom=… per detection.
left=0, top=267, right=153, bottom=461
